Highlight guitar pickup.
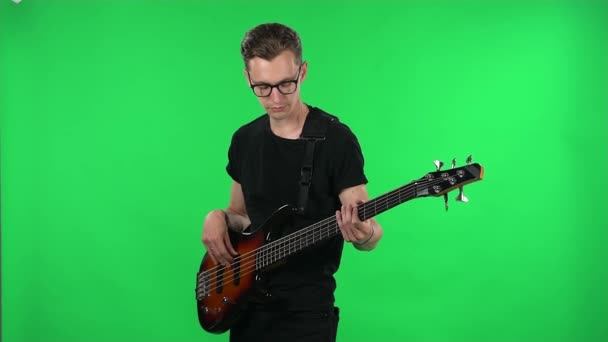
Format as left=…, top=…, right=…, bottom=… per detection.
left=216, top=267, right=224, bottom=294
left=233, top=255, right=241, bottom=286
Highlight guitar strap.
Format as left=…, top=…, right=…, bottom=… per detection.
left=296, top=108, right=338, bottom=215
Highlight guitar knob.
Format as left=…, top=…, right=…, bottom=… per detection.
left=466, top=155, right=473, bottom=165
left=222, top=297, right=236, bottom=305
left=455, top=187, right=469, bottom=202
left=443, top=193, right=449, bottom=211
left=451, top=158, right=456, bottom=169
left=434, top=160, right=444, bottom=171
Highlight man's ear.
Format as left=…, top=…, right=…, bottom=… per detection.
left=300, top=61, right=308, bottom=83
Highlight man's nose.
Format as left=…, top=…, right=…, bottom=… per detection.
left=269, top=87, right=284, bottom=102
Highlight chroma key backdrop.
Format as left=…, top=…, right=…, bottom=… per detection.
left=1, top=1, right=606, bottom=342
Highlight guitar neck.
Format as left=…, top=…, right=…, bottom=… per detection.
left=358, top=180, right=424, bottom=221
left=256, top=180, right=425, bottom=270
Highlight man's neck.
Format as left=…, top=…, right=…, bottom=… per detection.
left=269, top=102, right=310, bottom=139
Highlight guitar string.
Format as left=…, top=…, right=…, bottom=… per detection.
left=200, top=176, right=435, bottom=272
left=196, top=174, right=463, bottom=293
left=195, top=174, right=464, bottom=293
left=197, top=176, right=459, bottom=294
left=196, top=192, right=435, bottom=298
left=197, top=175, right=439, bottom=281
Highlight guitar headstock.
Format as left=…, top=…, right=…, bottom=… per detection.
left=418, top=155, right=484, bottom=210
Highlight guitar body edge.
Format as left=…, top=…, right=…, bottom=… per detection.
left=195, top=204, right=296, bottom=334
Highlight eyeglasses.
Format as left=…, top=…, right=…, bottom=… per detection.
left=247, top=65, right=302, bottom=97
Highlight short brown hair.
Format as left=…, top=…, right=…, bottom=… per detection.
left=240, top=23, right=302, bottom=69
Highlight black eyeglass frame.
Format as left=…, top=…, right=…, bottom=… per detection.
left=247, top=65, right=302, bottom=97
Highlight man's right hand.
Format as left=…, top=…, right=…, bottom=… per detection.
left=202, top=209, right=239, bottom=268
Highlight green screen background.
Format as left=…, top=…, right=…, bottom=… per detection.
left=1, top=1, right=606, bottom=341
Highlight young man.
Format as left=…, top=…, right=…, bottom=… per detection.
left=201, top=22, right=383, bottom=341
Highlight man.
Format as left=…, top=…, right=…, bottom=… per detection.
left=201, top=22, right=383, bottom=341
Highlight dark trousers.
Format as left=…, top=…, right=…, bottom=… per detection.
left=229, top=306, right=340, bottom=342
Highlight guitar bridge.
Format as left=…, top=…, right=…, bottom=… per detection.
left=195, top=271, right=211, bottom=300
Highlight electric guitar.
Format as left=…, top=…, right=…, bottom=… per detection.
left=195, top=157, right=484, bottom=334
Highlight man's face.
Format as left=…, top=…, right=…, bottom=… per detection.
left=245, top=50, right=307, bottom=121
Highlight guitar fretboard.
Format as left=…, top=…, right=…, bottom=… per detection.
left=255, top=179, right=425, bottom=270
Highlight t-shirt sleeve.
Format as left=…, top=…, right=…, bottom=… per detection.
left=332, top=125, right=368, bottom=195
left=225, top=131, right=241, bottom=183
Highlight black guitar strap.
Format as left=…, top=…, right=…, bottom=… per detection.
left=296, top=108, right=338, bottom=215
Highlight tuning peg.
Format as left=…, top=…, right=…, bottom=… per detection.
left=466, top=155, right=473, bottom=165
left=443, top=193, right=449, bottom=211
left=455, top=186, right=469, bottom=202
left=433, top=160, right=444, bottom=171
left=451, top=158, right=456, bottom=169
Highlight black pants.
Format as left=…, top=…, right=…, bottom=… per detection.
left=229, top=306, right=340, bottom=342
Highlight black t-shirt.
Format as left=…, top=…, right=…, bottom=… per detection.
left=226, top=105, right=367, bottom=310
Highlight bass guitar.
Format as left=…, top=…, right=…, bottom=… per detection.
left=195, top=156, right=484, bottom=333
